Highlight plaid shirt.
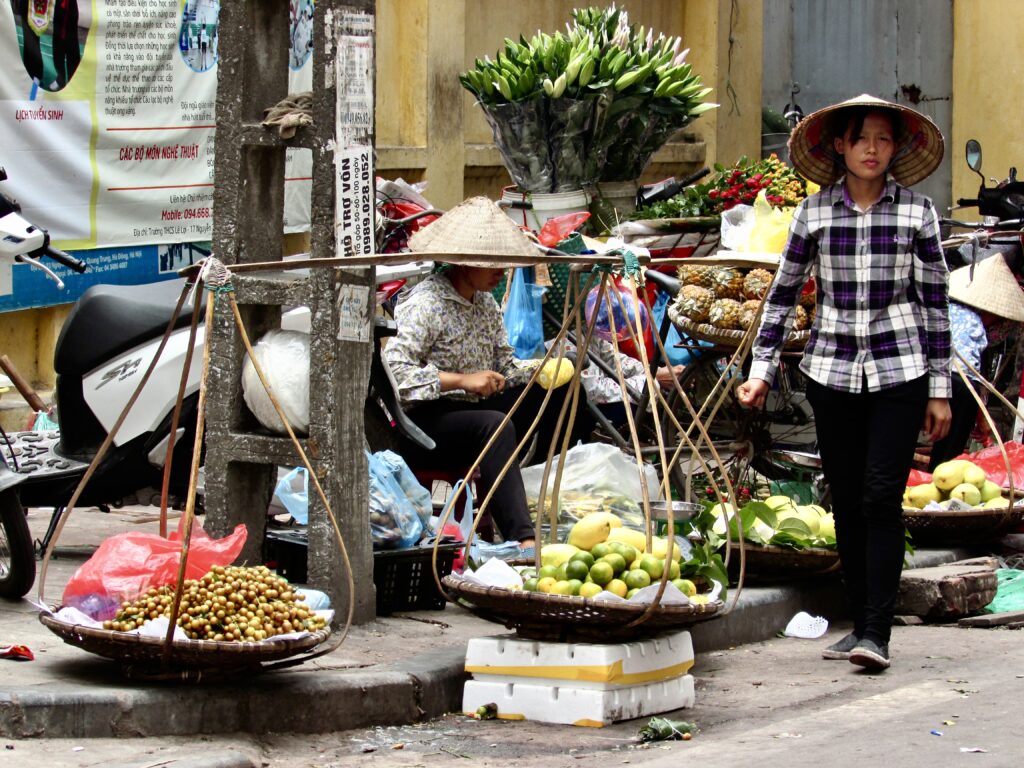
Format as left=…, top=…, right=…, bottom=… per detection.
left=750, top=179, right=952, bottom=398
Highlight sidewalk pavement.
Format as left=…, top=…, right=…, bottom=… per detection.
left=0, top=505, right=978, bottom=740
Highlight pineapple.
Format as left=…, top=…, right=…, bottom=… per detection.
left=675, top=285, right=715, bottom=323
left=708, top=298, right=743, bottom=330
left=709, top=267, right=744, bottom=299
left=742, top=268, right=773, bottom=300
left=793, top=304, right=811, bottom=331
left=739, top=299, right=762, bottom=330
left=678, top=263, right=715, bottom=289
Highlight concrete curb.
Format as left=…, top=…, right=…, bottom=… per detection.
left=0, top=646, right=468, bottom=740
left=0, top=547, right=977, bottom=739
left=107, top=751, right=260, bottom=768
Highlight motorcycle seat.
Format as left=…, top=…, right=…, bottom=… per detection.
left=54, top=279, right=207, bottom=376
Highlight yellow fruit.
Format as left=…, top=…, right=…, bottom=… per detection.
left=983, top=496, right=1010, bottom=509
left=625, top=588, right=640, bottom=599
left=980, top=480, right=1003, bottom=502
left=606, top=578, right=628, bottom=598
left=569, top=551, right=595, bottom=568
left=567, top=515, right=614, bottom=551
left=589, top=561, right=614, bottom=586
left=523, top=577, right=540, bottom=592
left=564, top=560, right=591, bottom=581
left=552, top=580, right=574, bottom=596
left=690, top=594, right=710, bottom=605
left=590, top=542, right=612, bottom=559
left=905, top=483, right=942, bottom=509
left=579, top=582, right=603, bottom=599
left=538, top=565, right=559, bottom=580
left=536, top=577, right=557, bottom=594
left=637, top=554, right=664, bottom=580
left=671, top=578, right=697, bottom=597
left=962, top=463, right=987, bottom=489
left=607, top=527, right=647, bottom=553
left=818, top=512, right=836, bottom=540
left=710, top=503, right=736, bottom=534
left=667, top=560, right=681, bottom=580
left=625, top=569, right=652, bottom=589
left=566, top=579, right=583, bottom=596
left=580, top=511, right=623, bottom=529
left=599, top=553, right=627, bottom=575
left=932, top=461, right=966, bottom=492
left=763, top=495, right=797, bottom=513
left=949, top=482, right=982, bottom=507
left=540, top=544, right=579, bottom=568
left=790, top=505, right=822, bottom=536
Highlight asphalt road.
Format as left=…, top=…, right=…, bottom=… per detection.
left=3, top=621, right=1019, bottom=768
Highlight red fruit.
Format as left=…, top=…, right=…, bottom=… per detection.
left=708, top=189, right=719, bottom=199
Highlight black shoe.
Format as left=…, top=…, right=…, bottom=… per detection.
left=849, top=638, right=890, bottom=670
left=821, top=632, right=861, bottom=660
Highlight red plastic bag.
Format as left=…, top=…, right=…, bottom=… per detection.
left=962, top=442, right=1024, bottom=489
left=62, top=517, right=247, bottom=620
left=538, top=212, right=591, bottom=248
left=906, top=441, right=1024, bottom=489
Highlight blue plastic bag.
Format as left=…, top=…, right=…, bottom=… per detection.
left=367, top=450, right=424, bottom=548
left=274, top=467, right=309, bottom=525
left=504, top=268, right=546, bottom=359
left=651, top=289, right=714, bottom=366
left=375, top=450, right=433, bottom=526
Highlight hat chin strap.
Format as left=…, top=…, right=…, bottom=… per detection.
left=886, top=130, right=922, bottom=174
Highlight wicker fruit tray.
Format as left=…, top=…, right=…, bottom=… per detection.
left=40, top=611, right=332, bottom=679
left=727, top=542, right=840, bottom=576
left=442, top=575, right=721, bottom=642
left=668, top=303, right=810, bottom=350
left=901, top=503, right=1024, bottom=545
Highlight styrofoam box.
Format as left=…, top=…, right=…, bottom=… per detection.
left=463, top=674, right=695, bottom=727
left=464, top=630, right=693, bottom=690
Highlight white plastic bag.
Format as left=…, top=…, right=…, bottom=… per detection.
left=520, top=443, right=661, bottom=526
left=719, top=204, right=755, bottom=251
left=241, top=329, right=309, bottom=434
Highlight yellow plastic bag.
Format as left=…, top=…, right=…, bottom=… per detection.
left=738, top=190, right=795, bottom=254
left=536, top=357, right=575, bottom=389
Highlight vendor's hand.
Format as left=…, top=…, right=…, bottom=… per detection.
left=736, top=378, right=769, bottom=409
left=923, top=398, right=952, bottom=442
left=655, top=364, right=686, bottom=389
left=461, top=370, right=506, bottom=397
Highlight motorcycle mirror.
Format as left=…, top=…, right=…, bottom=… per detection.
left=0, top=167, right=7, bottom=182
left=965, top=139, right=984, bottom=180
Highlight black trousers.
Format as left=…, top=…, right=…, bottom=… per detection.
left=404, top=383, right=594, bottom=543
left=805, top=375, right=928, bottom=644
left=927, top=375, right=978, bottom=471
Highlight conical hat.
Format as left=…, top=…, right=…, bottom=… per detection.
left=408, top=196, right=539, bottom=267
left=949, top=254, right=1024, bottom=322
left=788, top=93, right=944, bottom=187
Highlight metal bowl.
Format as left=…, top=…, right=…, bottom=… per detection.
left=648, top=500, right=703, bottom=522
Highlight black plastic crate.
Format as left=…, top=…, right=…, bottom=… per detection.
left=264, top=530, right=461, bottom=615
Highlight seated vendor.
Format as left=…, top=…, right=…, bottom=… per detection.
left=928, top=254, right=1024, bottom=469
left=383, top=197, right=594, bottom=554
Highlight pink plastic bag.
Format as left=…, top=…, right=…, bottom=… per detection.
left=62, top=517, right=247, bottom=620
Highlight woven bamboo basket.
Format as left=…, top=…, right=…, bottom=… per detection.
left=726, top=542, right=839, bottom=577
left=39, top=612, right=331, bottom=675
left=442, top=575, right=721, bottom=642
left=902, top=502, right=1024, bottom=545
left=668, top=303, right=810, bottom=351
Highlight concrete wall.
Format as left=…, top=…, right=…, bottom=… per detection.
left=951, top=0, right=1024, bottom=210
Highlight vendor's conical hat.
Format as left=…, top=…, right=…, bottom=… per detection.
left=949, top=254, right=1024, bottom=322
left=788, top=93, right=944, bottom=187
left=408, top=196, right=539, bottom=267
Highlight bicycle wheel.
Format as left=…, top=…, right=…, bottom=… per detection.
left=0, top=490, right=35, bottom=598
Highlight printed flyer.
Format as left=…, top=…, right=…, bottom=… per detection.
left=0, top=0, right=315, bottom=311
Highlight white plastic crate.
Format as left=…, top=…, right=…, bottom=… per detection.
left=462, top=674, right=695, bottom=727
left=464, top=630, right=694, bottom=690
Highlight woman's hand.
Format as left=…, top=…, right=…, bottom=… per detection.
left=923, top=398, right=952, bottom=442
left=442, top=370, right=506, bottom=397
left=736, top=378, right=769, bottom=409
left=655, top=364, right=686, bottom=389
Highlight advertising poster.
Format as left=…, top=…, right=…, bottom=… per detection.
left=0, top=0, right=314, bottom=312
